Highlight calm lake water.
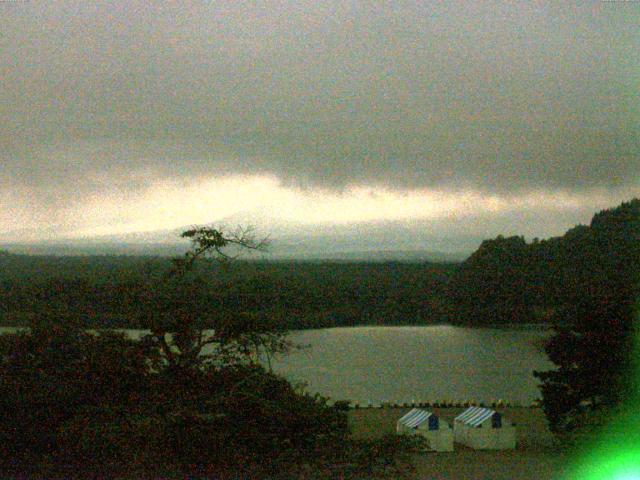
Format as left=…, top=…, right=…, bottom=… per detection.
left=0, top=325, right=553, bottom=406
left=271, top=326, right=553, bottom=406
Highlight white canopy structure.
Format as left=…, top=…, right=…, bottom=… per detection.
left=453, top=407, right=516, bottom=450
left=396, top=408, right=453, bottom=452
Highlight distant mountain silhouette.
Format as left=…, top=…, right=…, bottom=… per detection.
left=0, top=206, right=592, bottom=261
left=0, top=212, right=474, bottom=261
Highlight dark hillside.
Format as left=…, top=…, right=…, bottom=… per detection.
left=447, top=199, right=640, bottom=326
left=0, top=254, right=458, bottom=329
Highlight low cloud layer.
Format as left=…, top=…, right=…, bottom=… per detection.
left=1, top=1, right=638, bottom=236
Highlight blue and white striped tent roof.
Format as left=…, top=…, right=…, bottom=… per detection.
left=454, top=407, right=500, bottom=427
left=398, top=408, right=437, bottom=429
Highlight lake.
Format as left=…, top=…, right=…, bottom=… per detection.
left=0, top=325, right=553, bottom=406
left=271, top=326, right=553, bottom=406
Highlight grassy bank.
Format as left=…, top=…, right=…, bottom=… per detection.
left=348, top=407, right=569, bottom=480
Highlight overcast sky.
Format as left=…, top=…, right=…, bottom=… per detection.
left=1, top=1, right=638, bottom=241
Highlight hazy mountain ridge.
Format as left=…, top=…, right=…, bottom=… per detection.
left=0, top=242, right=469, bottom=263
left=1, top=205, right=601, bottom=262
left=0, top=212, right=477, bottom=261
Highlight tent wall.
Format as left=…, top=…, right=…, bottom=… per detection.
left=396, top=409, right=454, bottom=452
left=417, top=427, right=454, bottom=452
left=396, top=422, right=413, bottom=435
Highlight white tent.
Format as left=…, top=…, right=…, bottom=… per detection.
left=453, top=407, right=516, bottom=450
left=396, top=408, right=454, bottom=452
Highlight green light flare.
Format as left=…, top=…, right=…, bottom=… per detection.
left=566, top=303, right=640, bottom=479
left=571, top=443, right=640, bottom=479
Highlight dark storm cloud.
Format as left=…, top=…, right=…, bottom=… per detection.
left=1, top=1, right=638, bottom=203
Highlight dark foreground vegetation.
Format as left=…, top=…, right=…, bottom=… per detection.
left=0, top=318, right=424, bottom=479
left=0, top=228, right=423, bottom=479
left=534, top=199, right=640, bottom=441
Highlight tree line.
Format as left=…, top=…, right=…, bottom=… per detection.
left=0, top=254, right=458, bottom=329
